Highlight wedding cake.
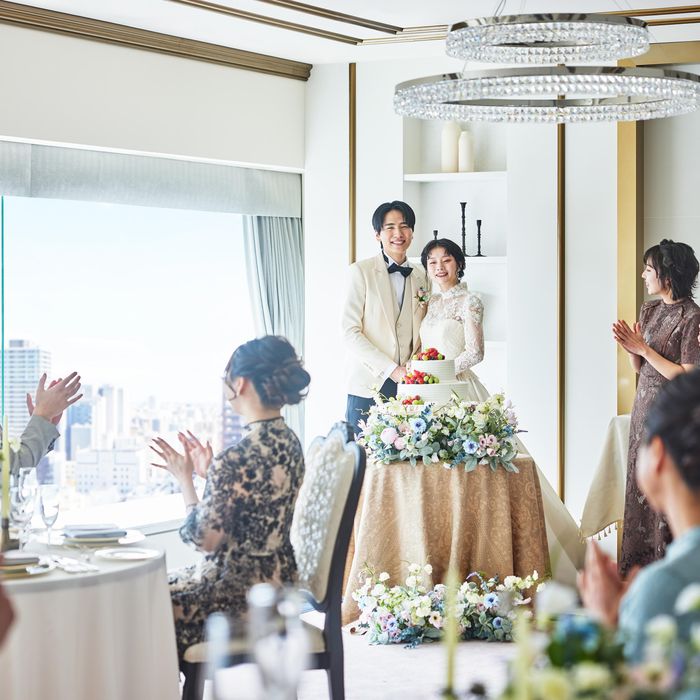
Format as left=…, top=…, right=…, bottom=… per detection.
left=397, top=348, right=474, bottom=404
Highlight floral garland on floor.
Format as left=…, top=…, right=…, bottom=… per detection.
left=352, top=563, right=541, bottom=647
left=358, top=393, right=521, bottom=472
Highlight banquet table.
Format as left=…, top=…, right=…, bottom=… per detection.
left=579, top=415, right=630, bottom=540
left=0, top=542, right=180, bottom=700
left=341, top=455, right=550, bottom=625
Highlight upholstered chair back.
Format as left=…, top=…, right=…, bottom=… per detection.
left=290, top=424, right=361, bottom=605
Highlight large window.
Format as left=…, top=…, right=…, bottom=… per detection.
left=4, top=196, right=255, bottom=517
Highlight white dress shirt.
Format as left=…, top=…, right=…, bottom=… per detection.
left=382, top=254, right=409, bottom=382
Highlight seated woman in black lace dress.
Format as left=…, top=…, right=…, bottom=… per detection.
left=151, top=335, right=310, bottom=660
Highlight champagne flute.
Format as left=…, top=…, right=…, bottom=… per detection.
left=39, top=485, right=60, bottom=546
left=10, top=486, right=35, bottom=550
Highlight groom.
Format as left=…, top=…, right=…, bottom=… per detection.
left=342, top=200, right=428, bottom=435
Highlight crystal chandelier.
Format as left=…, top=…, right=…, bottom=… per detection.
left=394, top=13, right=700, bottom=124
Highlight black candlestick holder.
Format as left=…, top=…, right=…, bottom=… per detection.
left=1, top=517, right=19, bottom=552
left=433, top=229, right=439, bottom=241
left=460, top=202, right=469, bottom=256
left=475, top=219, right=485, bottom=257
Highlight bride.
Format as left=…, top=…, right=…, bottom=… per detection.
left=418, top=238, right=585, bottom=586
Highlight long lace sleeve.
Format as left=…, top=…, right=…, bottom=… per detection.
left=454, top=294, right=484, bottom=375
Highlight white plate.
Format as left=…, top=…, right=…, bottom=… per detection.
left=94, top=547, right=161, bottom=562
left=44, top=529, right=146, bottom=546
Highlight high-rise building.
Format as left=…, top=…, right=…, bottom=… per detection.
left=5, top=340, right=51, bottom=439
left=66, top=384, right=94, bottom=459
left=68, top=423, right=92, bottom=460
left=93, top=385, right=126, bottom=449
left=74, top=448, right=140, bottom=498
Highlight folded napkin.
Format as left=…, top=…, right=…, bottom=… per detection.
left=1, top=551, right=40, bottom=566
left=63, top=524, right=127, bottom=539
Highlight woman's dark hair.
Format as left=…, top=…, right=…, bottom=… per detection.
left=643, top=239, right=699, bottom=300
left=644, top=369, right=700, bottom=491
left=224, top=336, right=310, bottom=409
left=371, top=201, right=416, bottom=234
left=420, top=238, right=466, bottom=280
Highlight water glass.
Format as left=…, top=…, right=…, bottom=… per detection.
left=39, top=485, right=60, bottom=545
left=247, top=584, right=309, bottom=700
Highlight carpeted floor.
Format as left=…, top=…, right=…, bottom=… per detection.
left=209, top=626, right=516, bottom=699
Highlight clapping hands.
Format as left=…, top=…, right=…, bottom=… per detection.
left=26, top=372, right=82, bottom=425
left=150, top=431, right=213, bottom=481
left=612, top=320, right=648, bottom=356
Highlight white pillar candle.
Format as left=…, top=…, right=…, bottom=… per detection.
left=440, top=122, right=460, bottom=173
left=458, top=130, right=475, bottom=172
left=1, top=416, right=9, bottom=522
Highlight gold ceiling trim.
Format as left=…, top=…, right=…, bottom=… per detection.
left=0, top=0, right=311, bottom=80
left=254, top=0, right=401, bottom=34
left=620, top=39, right=700, bottom=65
left=169, top=0, right=362, bottom=44
left=606, top=4, right=700, bottom=16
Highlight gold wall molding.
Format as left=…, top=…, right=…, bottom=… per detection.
left=621, top=40, right=700, bottom=65
left=617, top=123, right=645, bottom=415
left=348, top=63, right=357, bottom=265
left=0, top=0, right=311, bottom=81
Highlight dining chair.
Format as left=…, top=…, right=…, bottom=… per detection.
left=180, top=421, right=366, bottom=700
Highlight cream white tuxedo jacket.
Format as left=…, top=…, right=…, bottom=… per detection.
left=342, top=253, right=428, bottom=398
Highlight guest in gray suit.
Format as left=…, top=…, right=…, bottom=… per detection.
left=5, top=371, right=82, bottom=475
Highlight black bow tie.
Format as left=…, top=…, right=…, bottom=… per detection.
left=384, top=255, right=413, bottom=278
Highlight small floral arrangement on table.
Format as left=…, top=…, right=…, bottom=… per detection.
left=358, top=397, right=445, bottom=466
left=359, top=392, right=522, bottom=473
left=415, top=287, right=431, bottom=308
left=439, top=393, right=520, bottom=473
left=352, top=563, right=541, bottom=647
left=494, top=583, right=700, bottom=700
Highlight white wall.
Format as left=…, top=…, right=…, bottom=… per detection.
left=0, top=24, right=305, bottom=169
left=644, top=64, right=700, bottom=285
left=565, top=123, right=618, bottom=521
left=303, top=63, right=349, bottom=442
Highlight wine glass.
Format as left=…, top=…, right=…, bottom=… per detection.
left=248, top=584, right=309, bottom=700
left=10, top=485, right=35, bottom=550
left=39, top=485, right=60, bottom=546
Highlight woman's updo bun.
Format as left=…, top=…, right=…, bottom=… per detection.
left=225, top=336, right=310, bottom=408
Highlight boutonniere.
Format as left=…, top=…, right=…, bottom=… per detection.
left=415, top=287, right=431, bottom=308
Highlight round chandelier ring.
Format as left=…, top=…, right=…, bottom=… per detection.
left=394, top=66, right=700, bottom=124
left=447, top=13, right=649, bottom=64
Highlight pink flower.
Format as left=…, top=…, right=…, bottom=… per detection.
left=380, top=427, right=398, bottom=445
left=394, top=437, right=406, bottom=450
left=486, top=448, right=497, bottom=457
left=479, top=436, right=488, bottom=447
left=486, top=434, right=497, bottom=446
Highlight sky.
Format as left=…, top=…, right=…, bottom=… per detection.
left=3, top=196, right=255, bottom=405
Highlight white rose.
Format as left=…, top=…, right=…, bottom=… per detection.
left=371, top=584, right=386, bottom=596
left=532, top=669, right=571, bottom=700
left=675, top=583, right=700, bottom=615
left=503, top=576, right=520, bottom=589
left=424, top=564, right=433, bottom=575
left=645, top=615, right=677, bottom=646
left=536, top=582, right=578, bottom=617
left=379, top=572, right=390, bottom=582
left=405, top=576, right=418, bottom=588
left=408, top=563, right=422, bottom=575
left=572, top=663, right=613, bottom=692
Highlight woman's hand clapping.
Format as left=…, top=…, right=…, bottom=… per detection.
left=150, top=436, right=194, bottom=483
left=612, top=320, right=648, bottom=356
left=180, top=431, right=214, bottom=479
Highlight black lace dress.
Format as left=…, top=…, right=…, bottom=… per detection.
left=168, top=417, right=304, bottom=660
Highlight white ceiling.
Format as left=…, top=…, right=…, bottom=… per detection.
left=9, top=0, right=700, bottom=64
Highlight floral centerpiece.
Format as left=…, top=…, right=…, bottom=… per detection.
left=352, top=563, right=540, bottom=647
left=359, top=392, right=521, bottom=472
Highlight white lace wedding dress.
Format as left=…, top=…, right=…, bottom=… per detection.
left=420, top=283, right=585, bottom=586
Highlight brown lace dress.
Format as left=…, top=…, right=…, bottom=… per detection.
left=619, top=297, right=700, bottom=575
left=168, top=417, right=304, bottom=661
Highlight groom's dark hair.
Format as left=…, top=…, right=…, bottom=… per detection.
left=372, top=201, right=416, bottom=234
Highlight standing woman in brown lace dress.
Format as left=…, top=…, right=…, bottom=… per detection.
left=151, top=336, right=310, bottom=661
left=615, top=240, right=700, bottom=575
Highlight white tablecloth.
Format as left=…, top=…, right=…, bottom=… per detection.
left=0, top=543, right=180, bottom=700
left=580, top=415, right=631, bottom=540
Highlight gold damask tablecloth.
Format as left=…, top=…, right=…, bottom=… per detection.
left=342, top=455, right=550, bottom=625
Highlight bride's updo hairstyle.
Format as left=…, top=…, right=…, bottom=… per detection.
left=644, top=369, right=700, bottom=491
left=421, top=238, right=466, bottom=280
left=644, top=239, right=699, bottom=301
left=225, top=336, right=310, bottom=409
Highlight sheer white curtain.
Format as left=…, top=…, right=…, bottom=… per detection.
left=243, top=215, right=305, bottom=441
